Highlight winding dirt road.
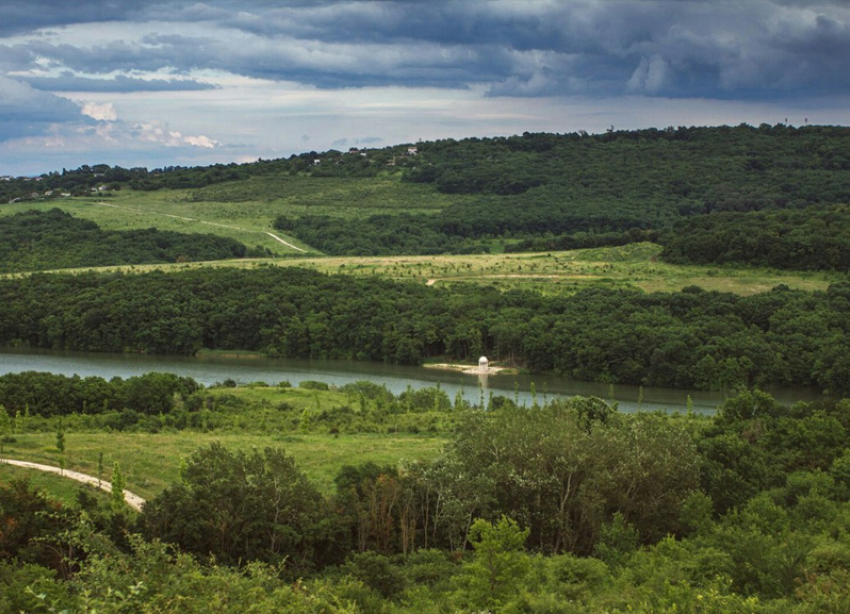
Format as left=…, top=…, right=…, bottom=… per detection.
left=0, top=458, right=145, bottom=512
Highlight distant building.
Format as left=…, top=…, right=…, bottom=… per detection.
left=478, top=356, right=489, bottom=374
left=407, top=147, right=419, bottom=155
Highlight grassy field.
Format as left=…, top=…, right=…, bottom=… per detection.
left=0, top=462, right=112, bottom=506
left=5, top=242, right=841, bottom=296
left=0, top=175, right=470, bottom=256
left=0, top=431, right=446, bottom=501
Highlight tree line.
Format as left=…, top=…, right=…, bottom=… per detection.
left=0, top=267, right=848, bottom=394
left=660, top=205, right=850, bottom=270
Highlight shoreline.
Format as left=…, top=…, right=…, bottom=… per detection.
left=423, top=362, right=520, bottom=375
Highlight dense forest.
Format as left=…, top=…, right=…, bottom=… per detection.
left=0, top=267, right=848, bottom=395
left=4, top=386, right=850, bottom=612
left=0, top=209, right=260, bottom=271
left=660, top=205, right=850, bottom=270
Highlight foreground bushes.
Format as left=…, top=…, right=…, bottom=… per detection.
left=5, top=390, right=850, bottom=612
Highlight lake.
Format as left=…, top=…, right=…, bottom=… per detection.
left=0, top=347, right=822, bottom=414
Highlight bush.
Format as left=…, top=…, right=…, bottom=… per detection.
left=299, top=380, right=330, bottom=391
left=140, top=443, right=329, bottom=571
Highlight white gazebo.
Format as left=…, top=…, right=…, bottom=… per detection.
left=478, top=356, right=489, bottom=374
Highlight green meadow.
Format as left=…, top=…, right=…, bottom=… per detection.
left=0, top=175, right=470, bottom=257
left=3, top=240, right=839, bottom=297
left=0, top=431, right=445, bottom=500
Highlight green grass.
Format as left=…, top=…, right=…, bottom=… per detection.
left=0, top=462, right=112, bottom=507
left=0, top=431, right=446, bottom=501
left=4, top=242, right=840, bottom=297
left=0, top=175, right=471, bottom=256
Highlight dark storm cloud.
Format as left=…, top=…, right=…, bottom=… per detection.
left=21, top=74, right=218, bottom=92
left=3, top=0, right=850, bottom=98
left=0, top=75, right=86, bottom=142
left=0, top=1, right=144, bottom=36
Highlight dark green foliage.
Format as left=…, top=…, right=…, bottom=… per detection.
left=442, top=401, right=700, bottom=554
left=700, top=391, right=850, bottom=514
left=0, top=209, right=255, bottom=271
left=505, top=228, right=660, bottom=253
left=140, top=443, right=331, bottom=570
left=406, top=126, right=850, bottom=208
left=268, top=125, right=850, bottom=256
left=0, top=149, right=398, bottom=203
left=0, top=563, right=74, bottom=614
left=0, top=479, right=74, bottom=571
left=661, top=205, right=850, bottom=270
left=298, top=380, right=330, bottom=391
left=0, top=268, right=848, bottom=391
left=273, top=213, right=490, bottom=256
left=342, top=551, right=407, bottom=599
left=7, top=125, right=850, bottom=262
left=0, top=371, right=199, bottom=417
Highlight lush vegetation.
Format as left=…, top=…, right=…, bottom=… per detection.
left=660, top=205, right=850, bottom=270
left=273, top=213, right=488, bottom=256
left=0, top=267, right=848, bottom=393
left=270, top=124, right=850, bottom=260
left=4, top=386, right=850, bottom=612
left=0, top=209, right=261, bottom=272
left=0, top=371, right=200, bottom=418
left=7, top=123, right=850, bottom=611
left=0, top=372, right=461, bottom=437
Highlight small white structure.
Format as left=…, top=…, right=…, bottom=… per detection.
left=478, top=356, right=489, bottom=374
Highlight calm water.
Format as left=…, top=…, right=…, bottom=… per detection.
left=0, top=347, right=822, bottom=415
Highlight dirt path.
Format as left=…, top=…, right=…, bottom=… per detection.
left=0, top=458, right=145, bottom=512
left=264, top=231, right=306, bottom=252
left=94, top=201, right=306, bottom=253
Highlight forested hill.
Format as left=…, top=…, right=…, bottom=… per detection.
left=5, top=124, right=850, bottom=265
left=0, top=209, right=259, bottom=272
left=277, top=124, right=850, bottom=262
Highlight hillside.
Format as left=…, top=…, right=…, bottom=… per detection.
left=4, top=124, right=850, bottom=267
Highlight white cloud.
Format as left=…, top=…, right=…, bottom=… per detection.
left=182, top=134, right=218, bottom=149
left=81, top=101, right=117, bottom=121
left=132, top=122, right=219, bottom=148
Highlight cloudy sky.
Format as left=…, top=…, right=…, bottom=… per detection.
left=2, top=0, right=849, bottom=175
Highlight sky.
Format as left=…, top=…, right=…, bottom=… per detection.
left=2, top=0, right=850, bottom=176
